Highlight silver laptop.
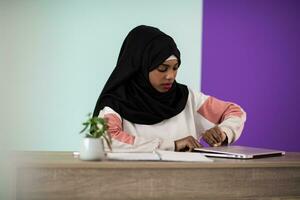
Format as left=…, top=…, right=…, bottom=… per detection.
left=194, top=145, right=285, bottom=159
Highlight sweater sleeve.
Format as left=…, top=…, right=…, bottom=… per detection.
left=99, top=107, right=161, bottom=152
left=195, top=92, right=247, bottom=144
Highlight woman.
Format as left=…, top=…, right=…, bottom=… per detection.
left=93, top=25, right=246, bottom=152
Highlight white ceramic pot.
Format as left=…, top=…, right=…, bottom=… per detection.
left=80, top=138, right=106, bottom=161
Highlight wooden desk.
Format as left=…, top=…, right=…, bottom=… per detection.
left=11, top=152, right=300, bottom=200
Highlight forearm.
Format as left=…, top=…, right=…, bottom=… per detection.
left=197, top=95, right=247, bottom=144
left=218, top=113, right=246, bottom=144
left=104, top=113, right=161, bottom=152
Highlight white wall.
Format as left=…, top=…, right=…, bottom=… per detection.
left=0, top=0, right=203, bottom=152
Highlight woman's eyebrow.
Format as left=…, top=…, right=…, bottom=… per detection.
left=161, top=63, right=178, bottom=67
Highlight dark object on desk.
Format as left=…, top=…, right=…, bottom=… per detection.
left=194, top=145, right=285, bottom=159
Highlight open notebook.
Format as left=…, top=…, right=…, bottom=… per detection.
left=106, top=150, right=213, bottom=162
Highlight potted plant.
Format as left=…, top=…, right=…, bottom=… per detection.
left=79, top=113, right=112, bottom=160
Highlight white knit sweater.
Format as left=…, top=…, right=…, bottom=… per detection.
left=99, top=88, right=246, bottom=152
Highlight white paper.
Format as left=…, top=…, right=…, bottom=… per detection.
left=106, top=152, right=160, bottom=161
left=156, top=150, right=213, bottom=162
left=106, top=150, right=213, bottom=162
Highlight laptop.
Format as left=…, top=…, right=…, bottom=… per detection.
left=194, top=145, right=285, bottom=159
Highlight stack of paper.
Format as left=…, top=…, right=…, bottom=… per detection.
left=106, top=150, right=213, bottom=162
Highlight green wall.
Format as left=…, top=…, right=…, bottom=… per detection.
left=1, top=0, right=202, bottom=152
left=0, top=0, right=202, bottom=198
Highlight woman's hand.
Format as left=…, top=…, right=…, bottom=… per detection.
left=202, top=126, right=227, bottom=147
left=174, top=136, right=202, bottom=152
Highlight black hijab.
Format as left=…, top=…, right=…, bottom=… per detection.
left=93, top=25, right=189, bottom=125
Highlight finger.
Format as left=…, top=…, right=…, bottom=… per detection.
left=183, top=138, right=194, bottom=151
left=187, top=140, right=197, bottom=152
left=192, top=138, right=202, bottom=148
left=214, top=127, right=224, bottom=141
left=188, top=144, right=195, bottom=152
left=188, top=136, right=198, bottom=145
left=213, top=142, right=222, bottom=147
left=204, top=137, right=215, bottom=147
left=179, top=143, right=189, bottom=152
left=182, top=146, right=190, bottom=152
left=190, top=140, right=199, bottom=151
left=208, top=130, right=219, bottom=144
left=210, top=128, right=222, bottom=143
left=202, top=134, right=214, bottom=146
left=204, top=132, right=218, bottom=145
left=216, top=128, right=227, bottom=142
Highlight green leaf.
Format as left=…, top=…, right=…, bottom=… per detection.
left=103, top=135, right=112, bottom=151
left=79, top=114, right=108, bottom=139
left=79, top=125, right=89, bottom=133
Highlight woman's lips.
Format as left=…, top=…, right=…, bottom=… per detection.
left=162, top=83, right=172, bottom=90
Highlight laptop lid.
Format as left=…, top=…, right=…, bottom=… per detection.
left=194, top=145, right=285, bottom=159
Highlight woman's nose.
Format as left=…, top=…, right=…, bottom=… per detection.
left=166, top=70, right=176, bottom=80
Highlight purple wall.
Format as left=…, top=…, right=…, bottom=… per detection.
left=202, top=0, right=300, bottom=151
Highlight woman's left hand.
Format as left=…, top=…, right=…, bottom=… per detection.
left=202, top=126, right=227, bottom=147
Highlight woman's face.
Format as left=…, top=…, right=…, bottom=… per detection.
left=149, top=59, right=179, bottom=93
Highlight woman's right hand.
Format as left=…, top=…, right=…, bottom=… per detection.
left=174, top=136, right=202, bottom=152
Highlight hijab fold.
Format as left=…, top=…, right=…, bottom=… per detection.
left=93, top=25, right=188, bottom=125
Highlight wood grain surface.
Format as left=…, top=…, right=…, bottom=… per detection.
left=10, top=152, right=300, bottom=200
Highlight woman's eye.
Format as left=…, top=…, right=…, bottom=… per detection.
left=173, top=66, right=179, bottom=71
left=157, top=66, right=168, bottom=72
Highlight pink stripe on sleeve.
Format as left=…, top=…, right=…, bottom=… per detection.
left=104, top=114, right=135, bottom=145
left=197, top=96, right=243, bottom=124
